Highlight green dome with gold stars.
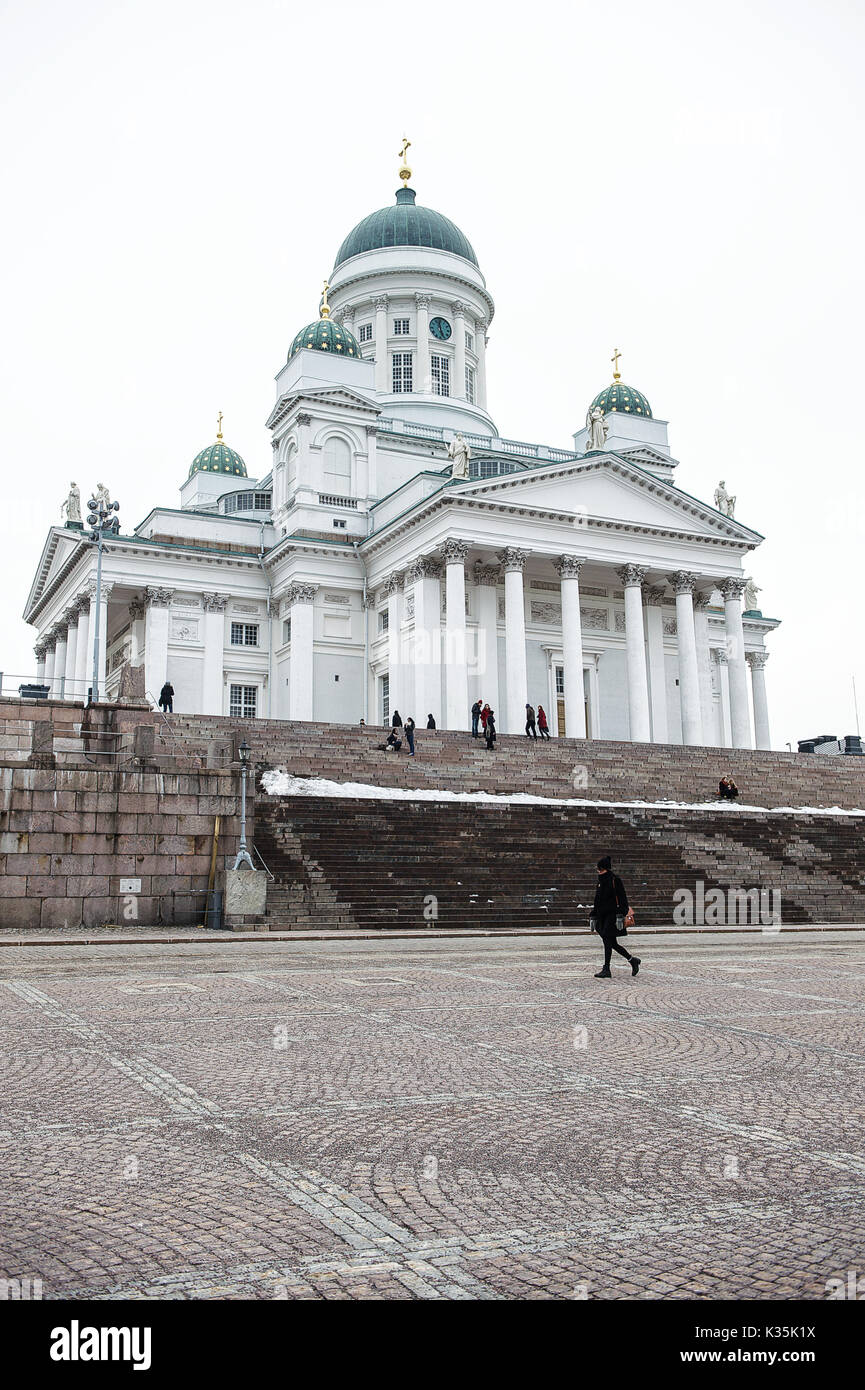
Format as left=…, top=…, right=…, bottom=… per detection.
left=590, top=381, right=652, bottom=418
left=188, top=419, right=248, bottom=480
left=289, top=281, right=361, bottom=361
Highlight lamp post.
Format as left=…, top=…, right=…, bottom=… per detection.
left=233, top=739, right=255, bottom=870
left=86, top=494, right=120, bottom=703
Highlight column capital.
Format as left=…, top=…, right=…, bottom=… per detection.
left=64, top=606, right=80, bottom=627
left=616, top=564, right=649, bottom=589
left=373, top=294, right=388, bottom=312
left=74, top=591, right=91, bottom=615
left=642, top=584, right=667, bottom=607
left=745, top=650, right=769, bottom=669
left=667, top=570, right=698, bottom=595
left=720, top=576, right=748, bottom=601
left=692, top=590, right=713, bottom=610
left=286, top=582, right=318, bottom=605
left=553, top=554, right=586, bottom=580
left=383, top=571, right=405, bottom=595
left=296, top=412, right=312, bottom=428
left=365, top=424, right=378, bottom=438
left=497, top=546, right=528, bottom=573
left=34, top=640, right=48, bottom=658
left=441, top=538, right=469, bottom=566
left=145, top=586, right=174, bottom=608
left=453, top=300, right=467, bottom=318
left=716, top=647, right=729, bottom=666
left=201, top=592, right=230, bottom=612
left=415, top=292, right=432, bottom=309
left=472, top=560, right=500, bottom=586
left=128, top=597, right=146, bottom=621
left=406, top=556, right=442, bottom=583
left=43, top=631, right=57, bottom=651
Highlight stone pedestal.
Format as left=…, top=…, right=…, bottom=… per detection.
left=223, top=869, right=268, bottom=929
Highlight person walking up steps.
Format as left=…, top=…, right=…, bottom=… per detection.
left=590, top=856, right=641, bottom=979
left=537, top=704, right=551, bottom=739
left=525, top=703, right=537, bottom=739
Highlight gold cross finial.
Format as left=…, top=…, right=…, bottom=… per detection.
left=320, top=279, right=331, bottom=319
left=611, top=348, right=622, bottom=382
left=398, top=136, right=412, bottom=185
left=217, top=410, right=224, bottom=440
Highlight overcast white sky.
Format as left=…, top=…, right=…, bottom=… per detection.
left=1, top=0, right=863, bottom=750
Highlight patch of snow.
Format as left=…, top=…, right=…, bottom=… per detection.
left=259, top=770, right=865, bottom=819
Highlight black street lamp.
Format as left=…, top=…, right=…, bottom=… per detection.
left=233, top=739, right=255, bottom=870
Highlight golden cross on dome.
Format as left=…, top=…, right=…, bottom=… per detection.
left=611, top=348, right=622, bottom=382
left=398, top=136, right=412, bottom=184
left=320, top=279, right=331, bottom=319
left=217, top=410, right=224, bottom=440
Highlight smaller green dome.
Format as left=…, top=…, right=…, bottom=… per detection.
left=289, top=316, right=361, bottom=361
left=188, top=440, right=248, bottom=480
left=590, top=381, right=652, bottom=418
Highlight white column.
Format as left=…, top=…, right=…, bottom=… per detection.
left=408, top=558, right=442, bottom=728
left=294, top=412, right=313, bottom=499
left=93, top=582, right=114, bottom=702
left=53, top=625, right=68, bottom=699
left=721, top=577, right=752, bottom=748
left=63, top=611, right=79, bottom=700
left=473, top=562, right=500, bottom=728
left=34, top=643, right=47, bottom=684
left=201, top=593, right=228, bottom=715
left=747, top=652, right=772, bottom=750
left=442, top=539, right=470, bottom=730
left=43, top=637, right=56, bottom=694
left=642, top=585, right=668, bottom=744
left=454, top=302, right=467, bottom=401
left=668, top=570, right=703, bottom=746
left=718, top=650, right=733, bottom=747
left=74, top=598, right=91, bottom=703
left=143, top=586, right=172, bottom=705
left=374, top=295, right=388, bottom=394
left=500, top=547, right=528, bottom=734
left=476, top=318, right=488, bottom=411
left=693, top=591, right=716, bottom=744
left=555, top=555, right=587, bottom=738
left=385, top=571, right=405, bottom=722
left=365, top=425, right=378, bottom=500
left=617, top=565, right=651, bottom=742
left=415, top=294, right=431, bottom=394
left=286, top=582, right=317, bottom=720
left=129, top=597, right=146, bottom=667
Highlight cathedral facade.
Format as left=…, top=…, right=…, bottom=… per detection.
left=24, top=150, right=778, bottom=748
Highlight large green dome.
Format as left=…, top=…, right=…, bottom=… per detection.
left=590, top=381, right=652, bottom=417
left=334, top=187, right=479, bottom=268
left=289, top=315, right=361, bottom=360
left=188, top=439, right=248, bottom=480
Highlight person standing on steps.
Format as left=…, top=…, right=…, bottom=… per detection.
left=525, top=703, right=537, bottom=739
left=427, top=714, right=436, bottom=729
left=404, top=717, right=416, bottom=756
left=537, top=705, right=551, bottom=739
left=158, top=680, right=174, bottom=714
left=590, top=857, right=641, bottom=979
left=471, top=698, right=482, bottom=738
left=391, top=709, right=402, bottom=729
left=480, top=703, right=491, bottom=735
left=484, top=709, right=497, bottom=750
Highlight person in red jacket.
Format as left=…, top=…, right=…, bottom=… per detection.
left=480, top=703, right=491, bottom=732
left=537, top=704, right=551, bottom=739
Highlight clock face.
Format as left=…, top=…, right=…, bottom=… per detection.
left=429, top=316, right=452, bottom=341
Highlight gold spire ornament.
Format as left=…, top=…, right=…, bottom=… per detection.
left=398, top=136, right=412, bottom=185
left=216, top=410, right=224, bottom=440
left=611, top=348, right=622, bottom=382
left=320, top=279, right=331, bottom=319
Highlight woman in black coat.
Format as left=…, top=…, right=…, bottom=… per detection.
left=591, top=857, right=641, bottom=978
left=391, top=710, right=402, bottom=728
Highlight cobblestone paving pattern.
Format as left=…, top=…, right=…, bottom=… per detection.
left=1, top=932, right=864, bottom=1300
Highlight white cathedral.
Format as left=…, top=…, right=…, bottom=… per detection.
left=24, top=147, right=777, bottom=748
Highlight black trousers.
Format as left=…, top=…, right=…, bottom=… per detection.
left=598, top=912, right=631, bottom=968
left=525, top=721, right=537, bottom=738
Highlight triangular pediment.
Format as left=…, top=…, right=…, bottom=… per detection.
left=24, top=528, right=87, bottom=620
left=267, top=386, right=380, bottom=428
left=458, top=455, right=761, bottom=541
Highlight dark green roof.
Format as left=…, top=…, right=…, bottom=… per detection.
left=590, top=382, right=652, bottom=418
left=188, top=441, right=248, bottom=480
left=289, top=316, right=361, bottom=361
left=334, top=187, right=478, bottom=268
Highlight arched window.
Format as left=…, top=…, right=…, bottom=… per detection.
left=322, top=436, right=352, bottom=495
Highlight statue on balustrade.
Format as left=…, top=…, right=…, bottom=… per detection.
left=448, top=432, right=472, bottom=479
left=586, top=406, right=608, bottom=451
left=61, top=482, right=81, bottom=524
left=744, top=577, right=762, bottom=612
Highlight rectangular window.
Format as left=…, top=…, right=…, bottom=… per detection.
left=465, top=331, right=474, bottom=353
left=392, top=352, right=413, bottom=393
left=465, top=365, right=476, bottom=404
left=378, top=609, right=389, bottom=633
left=393, top=318, right=410, bottom=335
left=555, top=667, right=565, bottom=695
left=229, top=684, right=257, bottom=718
left=358, top=322, right=373, bottom=342
left=230, top=622, right=259, bottom=647
left=282, top=618, right=291, bottom=645
left=381, top=673, right=390, bottom=724
left=333, top=518, right=347, bottom=528
left=431, top=354, right=450, bottom=397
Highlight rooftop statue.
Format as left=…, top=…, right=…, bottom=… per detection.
left=61, top=482, right=81, bottom=524
left=714, top=479, right=736, bottom=517
left=448, top=432, right=471, bottom=479
left=586, top=405, right=608, bottom=451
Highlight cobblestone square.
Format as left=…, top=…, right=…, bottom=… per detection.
left=1, top=931, right=863, bottom=1300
